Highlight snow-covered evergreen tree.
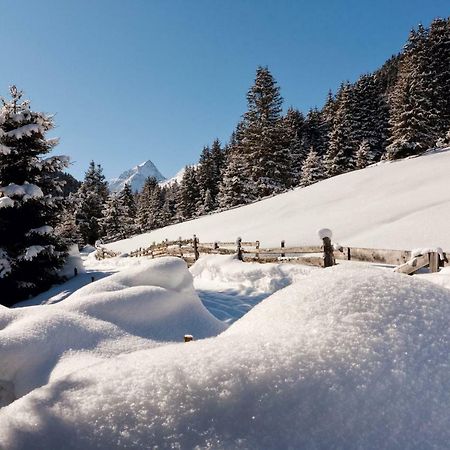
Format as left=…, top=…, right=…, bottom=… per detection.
left=281, top=107, right=305, bottom=187
left=300, top=148, right=324, bottom=187
left=118, top=183, right=138, bottom=236
left=355, top=140, right=372, bottom=169
left=386, top=25, right=437, bottom=160
left=241, top=66, right=289, bottom=197
left=178, top=166, right=200, bottom=220
left=218, top=145, right=256, bottom=209
left=136, top=176, right=164, bottom=232
left=100, top=194, right=125, bottom=242
left=0, top=86, right=69, bottom=305
left=74, top=161, right=108, bottom=245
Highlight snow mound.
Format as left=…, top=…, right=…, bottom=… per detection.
left=191, top=254, right=315, bottom=295
left=0, top=257, right=225, bottom=406
left=1, top=266, right=449, bottom=449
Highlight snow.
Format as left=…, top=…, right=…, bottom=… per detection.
left=1, top=264, right=450, bottom=448
left=109, top=159, right=166, bottom=193
left=318, top=227, right=333, bottom=239
left=58, top=244, right=85, bottom=279
left=192, top=255, right=316, bottom=322
left=0, top=197, right=14, bottom=208
left=0, top=249, right=11, bottom=278
left=0, top=144, right=11, bottom=155
left=21, top=245, right=46, bottom=261
left=159, top=165, right=190, bottom=187
left=0, top=182, right=43, bottom=200
left=5, top=123, right=45, bottom=139
left=411, top=246, right=445, bottom=260
left=107, top=149, right=450, bottom=253
left=26, top=225, right=53, bottom=236
left=0, top=258, right=224, bottom=406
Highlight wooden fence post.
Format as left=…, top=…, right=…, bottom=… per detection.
left=323, top=237, right=335, bottom=267
left=281, top=240, right=285, bottom=258
left=236, top=237, right=243, bottom=261
left=193, top=235, right=199, bottom=261
left=347, top=247, right=351, bottom=261
left=429, top=252, right=439, bottom=273
left=318, top=229, right=335, bottom=268
left=256, top=240, right=260, bottom=260
left=74, top=267, right=78, bottom=277
left=184, top=334, right=193, bottom=342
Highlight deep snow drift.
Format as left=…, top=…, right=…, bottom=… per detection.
left=1, top=263, right=450, bottom=449
left=107, top=148, right=450, bottom=253
left=0, top=257, right=225, bottom=406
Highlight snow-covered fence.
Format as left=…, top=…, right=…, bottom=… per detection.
left=122, top=236, right=449, bottom=270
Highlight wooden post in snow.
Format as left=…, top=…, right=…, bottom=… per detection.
left=184, top=334, right=193, bottom=342
left=236, top=237, right=243, bottom=261
left=318, top=228, right=335, bottom=268
left=428, top=252, right=439, bottom=273
left=281, top=240, right=285, bottom=258
left=193, top=235, right=199, bottom=261
left=256, top=240, right=260, bottom=260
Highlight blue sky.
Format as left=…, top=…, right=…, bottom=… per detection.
left=0, top=0, right=448, bottom=180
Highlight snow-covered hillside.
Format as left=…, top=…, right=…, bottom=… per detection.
left=109, top=159, right=165, bottom=192
left=108, top=149, right=450, bottom=252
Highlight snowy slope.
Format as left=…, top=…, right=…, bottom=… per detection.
left=109, top=160, right=165, bottom=192
left=2, top=264, right=450, bottom=448
left=108, top=149, right=450, bottom=252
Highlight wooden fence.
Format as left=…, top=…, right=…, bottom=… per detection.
left=120, top=236, right=449, bottom=270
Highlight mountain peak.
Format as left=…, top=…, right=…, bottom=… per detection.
left=109, top=160, right=166, bottom=193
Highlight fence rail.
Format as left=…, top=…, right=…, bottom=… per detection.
left=106, top=236, right=450, bottom=271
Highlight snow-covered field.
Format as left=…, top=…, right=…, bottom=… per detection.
left=107, top=148, right=450, bottom=253
left=2, top=149, right=450, bottom=448
left=1, top=254, right=450, bottom=448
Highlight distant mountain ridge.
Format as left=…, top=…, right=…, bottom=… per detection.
left=109, top=160, right=166, bottom=193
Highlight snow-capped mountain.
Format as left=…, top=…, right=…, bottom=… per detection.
left=109, top=160, right=166, bottom=193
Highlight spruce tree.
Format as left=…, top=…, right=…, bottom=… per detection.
left=100, top=194, right=128, bottom=242
left=136, top=177, right=163, bottom=232
left=0, top=86, right=69, bottom=305
left=178, top=166, right=200, bottom=220
left=75, top=161, right=109, bottom=245
left=355, top=140, right=372, bottom=169
left=386, top=25, right=437, bottom=159
left=300, top=148, right=324, bottom=187
left=241, top=66, right=289, bottom=197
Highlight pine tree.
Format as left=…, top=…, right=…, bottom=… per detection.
left=118, top=183, right=138, bottom=236
left=325, top=83, right=358, bottom=176
left=100, top=194, right=129, bottom=243
left=136, top=177, right=164, bottom=232
left=300, top=148, right=324, bottom=187
left=178, top=166, right=200, bottom=220
left=355, top=140, right=372, bottom=169
left=386, top=25, right=437, bottom=159
left=74, top=161, right=109, bottom=245
left=241, top=66, right=289, bottom=197
left=427, top=18, right=450, bottom=139
left=217, top=142, right=257, bottom=209
left=0, top=86, right=69, bottom=305
left=281, top=107, right=306, bottom=187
